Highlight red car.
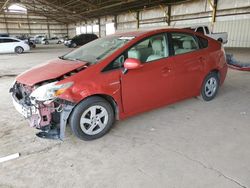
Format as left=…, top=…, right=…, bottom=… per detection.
left=10, top=28, right=228, bottom=141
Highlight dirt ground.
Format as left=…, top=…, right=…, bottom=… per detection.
left=0, top=45, right=249, bottom=188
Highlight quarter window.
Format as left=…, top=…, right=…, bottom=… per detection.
left=196, top=27, right=204, bottom=34
left=2, top=39, right=18, bottom=43
left=171, top=33, right=199, bottom=55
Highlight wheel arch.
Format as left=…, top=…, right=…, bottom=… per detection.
left=209, top=69, right=221, bottom=83
left=73, top=94, right=119, bottom=120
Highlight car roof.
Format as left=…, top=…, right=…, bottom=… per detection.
left=113, top=28, right=197, bottom=38
left=0, top=36, right=21, bottom=40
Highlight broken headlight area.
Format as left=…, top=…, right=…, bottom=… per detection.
left=10, top=81, right=75, bottom=140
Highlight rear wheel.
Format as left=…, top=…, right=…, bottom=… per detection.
left=69, top=96, right=115, bottom=140
left=15, top=46, right=24, bottom=54
left=200, top=72, right=219, bottom=101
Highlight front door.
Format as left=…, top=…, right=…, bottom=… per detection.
left=121, top=33, right=175, bottom=115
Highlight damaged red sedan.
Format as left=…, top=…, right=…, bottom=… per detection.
left=10, top=28, right=228, bottom=141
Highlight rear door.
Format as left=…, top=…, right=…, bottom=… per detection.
left=169, top=32, right=206, bottom=99
left=7, top=38, right=20, bottom=52
left=0, top=38, right=14, bottom=53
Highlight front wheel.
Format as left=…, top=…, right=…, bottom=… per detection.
left=69, top=97, right=115, bottom=140
left=200, top=72, right=219, bottom=101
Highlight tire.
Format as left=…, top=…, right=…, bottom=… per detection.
left=217, top=38, right=223, bottom=43
left=58, top=41, right=62, bottom=44
left=15, top=46, right=24, bottom=54
left=199, top=72, right=219, bottom=101
left=69, top=96, right=115, bottom=141
left=71, top=43, right=77, bottom=48
left=45, top=41, right=49, bottom=45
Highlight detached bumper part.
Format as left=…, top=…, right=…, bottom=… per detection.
left=226, top=54, right=250, bottom=71
left=36, top=104, right=74, bottom=140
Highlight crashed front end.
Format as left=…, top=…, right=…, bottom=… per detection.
left=10, top=81, right=74, bottom=140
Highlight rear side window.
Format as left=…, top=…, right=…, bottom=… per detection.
left=2, top=39, right=18, bottom=43
left=171, top=33, right=199, bottom=55
left=196, top=27, right=204, bottom=34
left=204, top=27, right=209, bottom=34
left=196, top=36, right=208, bottom=49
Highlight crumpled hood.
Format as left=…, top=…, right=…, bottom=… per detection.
left=16, top=59, right=87, bottom=86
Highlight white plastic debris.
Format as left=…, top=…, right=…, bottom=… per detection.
left=240, top=112, right=247, bottom=115
left=150, top=128, right=155, bottom=131
left=0, top=153, right=20, bottom=163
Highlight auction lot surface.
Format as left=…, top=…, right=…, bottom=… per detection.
left=0, top=45, right=249, bottom=188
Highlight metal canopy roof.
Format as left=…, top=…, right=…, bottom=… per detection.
left=0, top=0, right=187, bottom=23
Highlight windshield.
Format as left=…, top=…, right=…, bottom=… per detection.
left=62, top=36, right=133, bottom=64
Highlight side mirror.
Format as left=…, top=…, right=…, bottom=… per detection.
left=123, top=58, right=142, bottom=74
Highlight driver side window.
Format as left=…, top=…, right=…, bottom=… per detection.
left=127, top=34, right=169, bottom=63
left=102, top=33, right=169, bottom=72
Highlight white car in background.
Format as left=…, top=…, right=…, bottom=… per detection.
left=41, top=37, right=64, bottom=45
left=188, top=25, right=228, bottom=44
left=0, top=37, right=30, bottom=54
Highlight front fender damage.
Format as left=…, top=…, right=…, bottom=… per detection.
left=10, top=82, right=75, bottom=140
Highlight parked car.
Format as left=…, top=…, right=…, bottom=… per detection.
left=16, top=36, right=36, bottom=48
left=42, top=37, right=64, bottom=45
left=33, top=35, right=45, bottom=44
left=64, top=33, right=98, bottom=48
left=0, top=33, right=9, bottom=37
left=64, top=39, right=71, bottom=46
left=26, top=38, right=36, bottom=48
left=10, top=28, right=228, bottom=140
left=0, top=37, right=30, bottom=54
left=188, top=25, right=228, bottom=44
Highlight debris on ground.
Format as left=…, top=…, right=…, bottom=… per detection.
left=0, top=153, right=20, bottom=163
left=226, top=54, right=250, bottom=71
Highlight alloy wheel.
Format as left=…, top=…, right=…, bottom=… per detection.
left=205, top=77, right=218, bottom=97
left=80, top=105, right=109, bottom=135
